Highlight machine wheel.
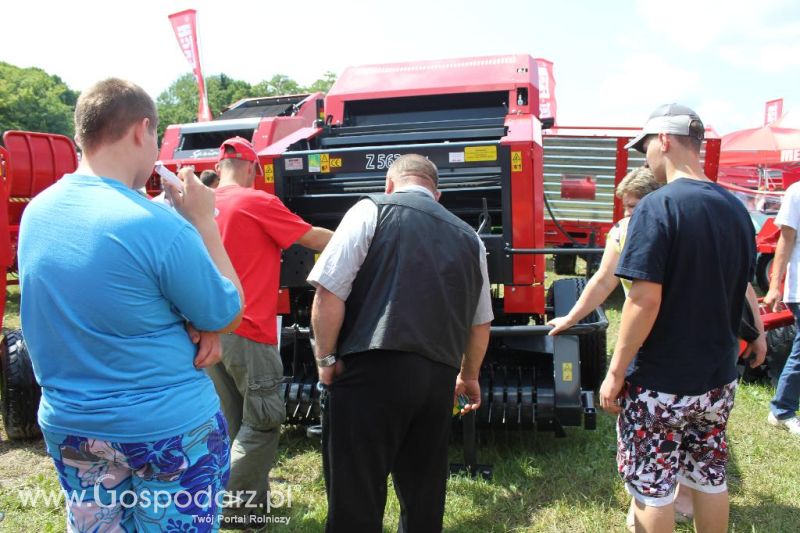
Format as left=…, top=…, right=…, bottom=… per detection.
left=548, top=278, right=608, bottom=391
left=553, top=253, right=577, bottom=275
left=765, top=324, right=795, bottom=387
left=0, top=330, right=41, bottom=440
left=756, top=253, right=774, bottom=293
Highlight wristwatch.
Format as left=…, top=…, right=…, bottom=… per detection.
left=316, top=353, right=337, bottom=367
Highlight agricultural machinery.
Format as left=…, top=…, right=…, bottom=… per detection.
left=0, top=130, right=77, bottom=439
left=1, top=56, right=796, bottom=456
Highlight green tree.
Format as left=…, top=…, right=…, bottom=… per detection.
left=0, top=62, right=78, bottom=138
left=252, top=74, right=302, bottom=97
left=156, top=73, right=205, bottom=138
left=155, top=71, right=339, bottom=136
left=206, top=74, right=255, bottom=115
left=306, top=71, right=337, bottom=94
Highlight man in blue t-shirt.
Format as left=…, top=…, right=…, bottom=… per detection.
left=18, top=78, right=243, bottom=532
left=599, top=104, right=766, bottom=532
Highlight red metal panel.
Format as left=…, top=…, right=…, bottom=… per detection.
left=2, top=131, right=77, bottom=198
left=0, top=146, right=11, bottom=269
left=158, top=126, right=181, bottom=161
left=613, top=138, right=629, bottom=222
left=256, top=158, right=276, bottom=194
left=544, top=221, right=613, bottom=247
left=277, top=287, right=290, bottom=314
left=501, top=115, right=545, bottom=314
left=325, top=55, right=539, bottom=125
left=503, top=284, right=545, bottom=315
left=508, top=142, right=534, bottom=284
left=756, top=217, right=779, bottom=254
left=704, top=138, right=721, bottom=181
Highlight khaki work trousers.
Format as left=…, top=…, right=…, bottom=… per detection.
left=206, top=333, right=285, bottom=511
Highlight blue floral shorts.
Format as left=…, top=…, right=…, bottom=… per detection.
left=43, top=411, right=230, bottom=532
left=617, top=380, right=737, bottom=507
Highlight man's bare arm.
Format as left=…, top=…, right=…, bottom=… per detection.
left=455, top=322, right=491, bottom=413
left=311, top=286, right=346, bottom=385
left=599, top=280, right=662, bottom=413
left=743, top=283, right=767, bottom=367
left=764, top=225, right=796, bottom=310
left=297, top=227, right=334, bottom=252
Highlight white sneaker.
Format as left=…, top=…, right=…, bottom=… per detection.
left=768, top=412, right=800, bottom=435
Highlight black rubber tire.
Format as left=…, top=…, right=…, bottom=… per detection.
left=548, top=278, right=608, bottom=391
left=756, top=254, right=774, bottom=293
left=765, top=324, right=795, bottom=387
left=0, top=330, right=41, bottom=440
left=553, top=253, right=577, bottom=275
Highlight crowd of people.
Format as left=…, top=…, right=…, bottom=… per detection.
left=15, top=78, right=800, bottom=533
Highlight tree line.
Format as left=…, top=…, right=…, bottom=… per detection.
left=0, top=62, right=337, bottom=141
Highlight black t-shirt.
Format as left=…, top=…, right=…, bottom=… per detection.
left=615, top=178, right=755, bottom=395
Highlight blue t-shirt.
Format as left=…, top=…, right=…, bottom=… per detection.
left=18, top=174, right=241, bottom=442
left=615, top=178, right=755, bottom=396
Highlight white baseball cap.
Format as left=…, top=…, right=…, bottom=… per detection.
left=625, top=103, right=705, bottom=153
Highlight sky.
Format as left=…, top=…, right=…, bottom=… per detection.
left=3, top=0, right=800, bottom=134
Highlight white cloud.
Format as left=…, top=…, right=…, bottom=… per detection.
left=635, top=0, right=790, bottom=48
left=557, top=53, right=700, bottom=126
left=694, top=98, right=762, bottom=135
left=635, top=0, right=800, bottom=73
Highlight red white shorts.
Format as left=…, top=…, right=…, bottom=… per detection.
left=616, top=380, right=737, bottom=506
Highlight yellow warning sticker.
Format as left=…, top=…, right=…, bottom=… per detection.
left=562, top=362, right=573, bottom=382
left=330, top=157, right=343, bottom=169
left=320, top=153, right=330, bottom=173
left=511, top=151, right=523, bottom=172
left=464, top=145, right=497, bottom=162
left=264, top=163, right=274, bottom=184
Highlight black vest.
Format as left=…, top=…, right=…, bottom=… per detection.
left=338, top=191, right=483, bottom=369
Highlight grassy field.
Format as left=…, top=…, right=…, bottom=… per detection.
left=1, top=270, right=799, bottom=532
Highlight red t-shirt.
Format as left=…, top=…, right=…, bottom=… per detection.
left=215, top=185, right=311, bottom=344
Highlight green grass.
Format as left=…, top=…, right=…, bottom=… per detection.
left=1, top=265, right=799, bottom=532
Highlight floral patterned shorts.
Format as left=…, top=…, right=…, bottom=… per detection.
left=617, top=380, right=737, bottom=506
left=43, top=411, right=230, bottom=532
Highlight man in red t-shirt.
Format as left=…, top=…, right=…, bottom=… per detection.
left=208, top=137, right=332, bottom=524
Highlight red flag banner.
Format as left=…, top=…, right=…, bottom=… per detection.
left=764, top=98, right=783, bottom=126
left=168, top=9, right=212, bottom=122
left=535, top=58, right=557, bottom=124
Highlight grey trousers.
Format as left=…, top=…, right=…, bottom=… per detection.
left=206, top=334, right=285, bottom=509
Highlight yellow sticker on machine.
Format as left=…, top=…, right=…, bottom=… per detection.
left=562, top=362, right=573, bottom=382
left=264, top=163, right=274, bottom=183
left=320, top=153, right=330, bottom=173
left=464, top=145, right=497, bottom=162
left=511, top=151, right=523, bottom=172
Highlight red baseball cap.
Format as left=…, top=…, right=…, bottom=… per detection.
left=218, top=136, right=263, bottom=176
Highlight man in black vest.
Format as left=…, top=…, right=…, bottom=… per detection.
left=307, top=154, right=493, bottom=532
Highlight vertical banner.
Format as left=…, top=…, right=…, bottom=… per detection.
left=168, top=9, right=212, bottom=122
left=764, top=98, right=783, bottom=126
left=535, top=58, right=557, bottom=124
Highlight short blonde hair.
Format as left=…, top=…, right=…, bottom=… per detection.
left=74, top=78, right=157, bottom=154
left=616, top=166, right=660, bottom=199
left=387, top=154, right=438, bottom=188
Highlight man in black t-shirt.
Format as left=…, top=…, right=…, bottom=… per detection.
left=600, top=104, right=767, bottom=532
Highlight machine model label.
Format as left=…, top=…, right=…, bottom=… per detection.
left=280, top=144, right=505, bottom=176
left=264, top=163, right=275, bottom=183
left=511, top=151, right=523, bottom=172
left=449, top=151, right=466, bottom=163
left=562, top=362, right=573, bottom=382
left=464, top=145, right=497, bottom=162
left=365, top=153, right=403, bottom=171
left=308, top=154, right=321, bottom=173
left=285, top=158, right=303, bottom=171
